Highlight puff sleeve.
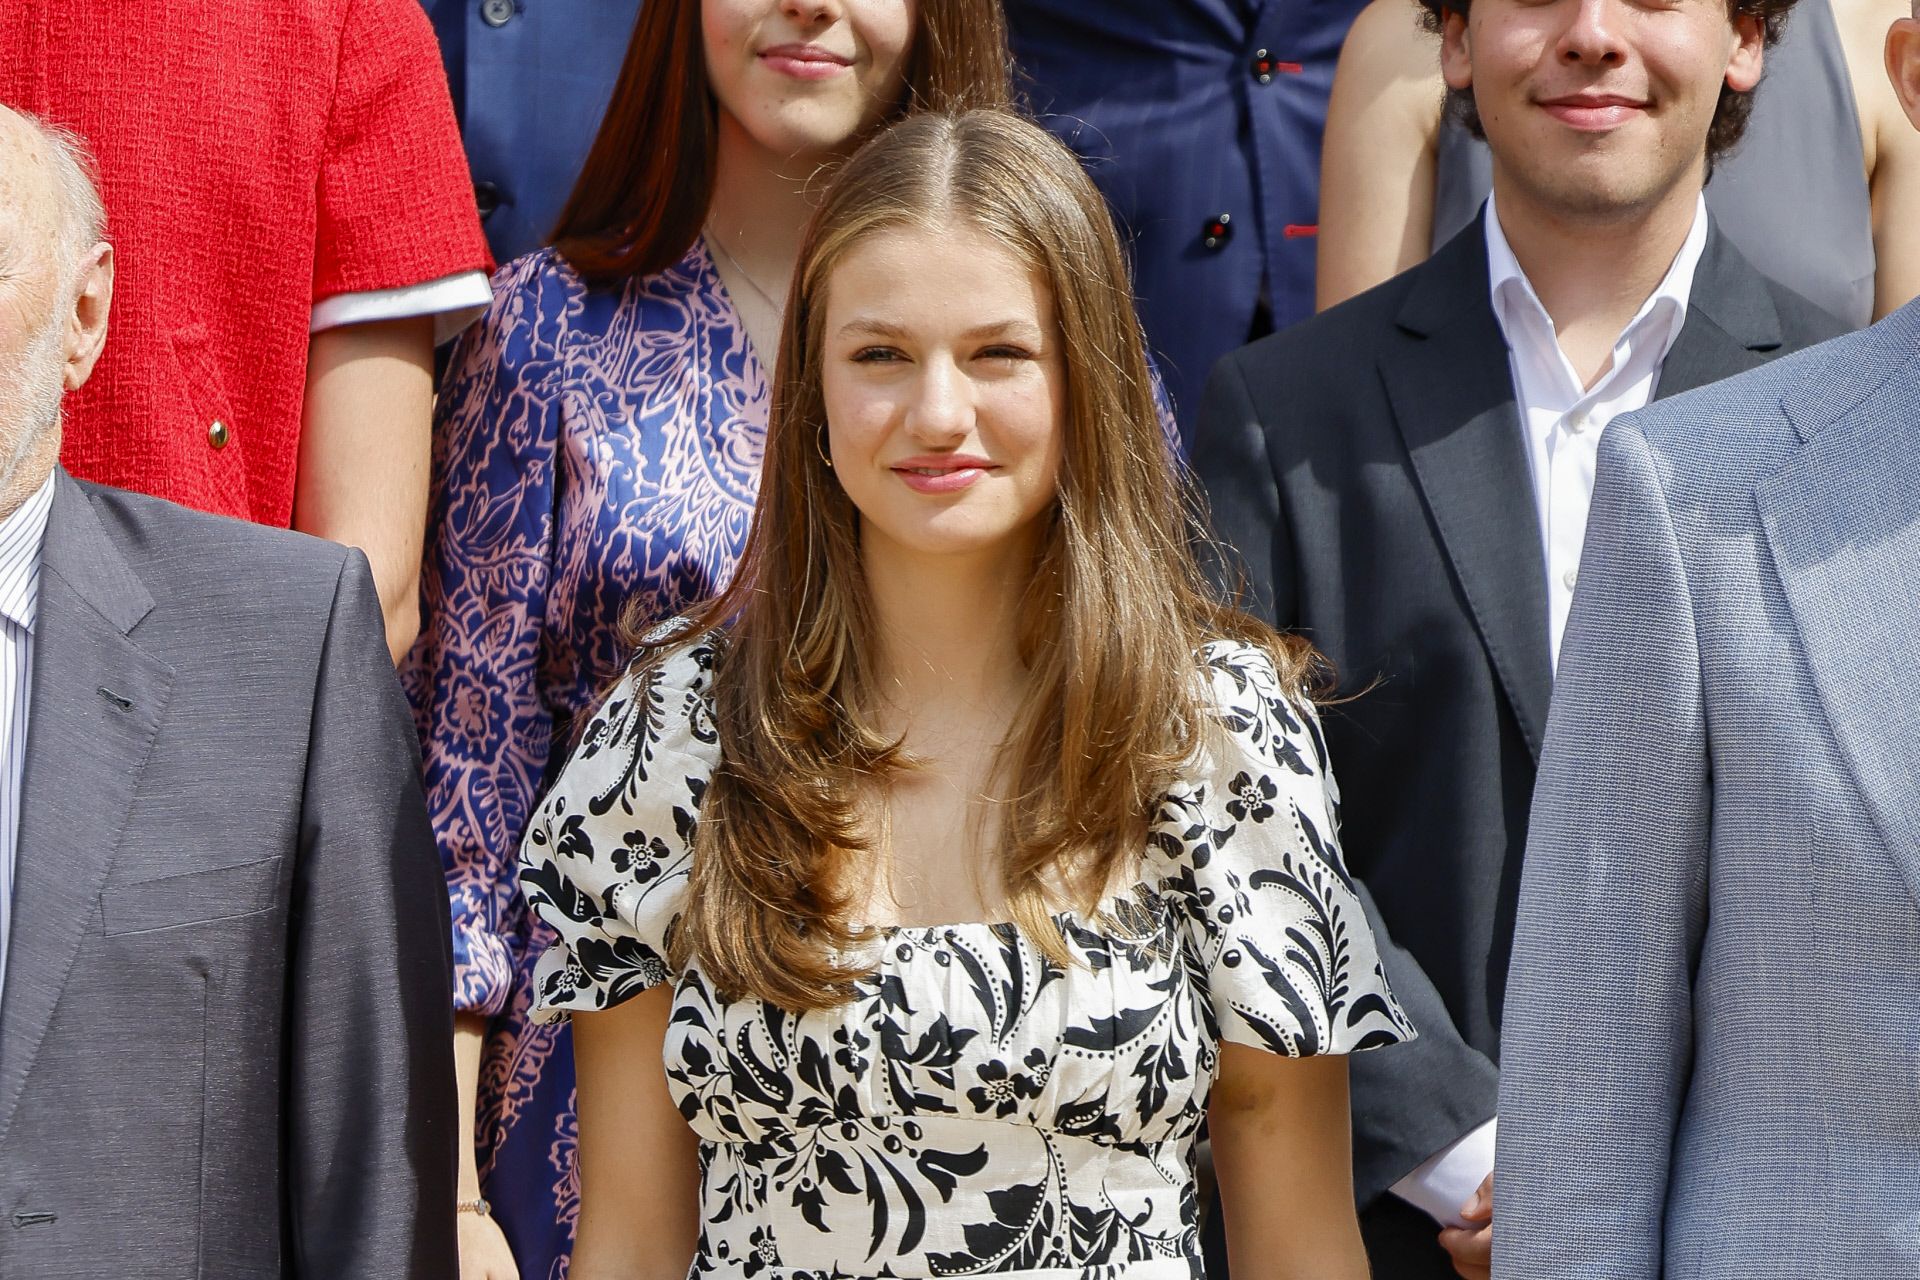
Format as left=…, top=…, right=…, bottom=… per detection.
left=1152, top=640, right=1415, bottom=1057
left=519, top=636, right=722, bottom=1021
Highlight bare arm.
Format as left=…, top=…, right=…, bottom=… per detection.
left=1316, top=0, right=1447, bottom=312
left=1210, top=1045, right=1370, bottom=1279
left=295, top=315, right=434, bottom=662
left=1840, top=0, right=1920, bottom=317
left=570, top=987, right=702, bottom=1280
left=455, top=1012, right=521, bottom=1279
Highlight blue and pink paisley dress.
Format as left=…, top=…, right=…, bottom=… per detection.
left=402, top=240, right=768, bottom=1279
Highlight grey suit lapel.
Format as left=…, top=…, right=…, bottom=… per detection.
left=0, top=472, right=173, bottom=1150
left=1380, top=224, right=1553, bottom=758
left=1655, top=226, right=1786, bottom=400
left=1757, top=321, right=1920, bottom=904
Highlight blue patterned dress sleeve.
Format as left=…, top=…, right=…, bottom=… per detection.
left=402, top=253, right=566, bottom=1017
left=1151, top=640, right=1416, bottom=1057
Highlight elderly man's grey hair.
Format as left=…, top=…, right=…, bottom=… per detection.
left=13, top=109, right=108, bottom=269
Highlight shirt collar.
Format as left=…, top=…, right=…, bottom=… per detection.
left=1484, top=191, right=1709, bottom=385
left=0, top=474, right=56, bottom=634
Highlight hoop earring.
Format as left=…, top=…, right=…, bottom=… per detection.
left=816, top=424, right=833, bottom=469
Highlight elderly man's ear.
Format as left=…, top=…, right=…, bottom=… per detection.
left=61, top=242, right=112, bottom=393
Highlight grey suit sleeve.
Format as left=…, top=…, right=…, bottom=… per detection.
left=1191, top=351, right=1499, bottom=1208
left=288, top=550, right=459, bottom=1279
left=1493, top=421, right=1709, bottom=1279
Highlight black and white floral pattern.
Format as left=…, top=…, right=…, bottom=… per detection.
left=521, top=634, right=1412, bottom=1279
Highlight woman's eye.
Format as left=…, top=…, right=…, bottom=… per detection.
left=851, top=347, right=902, bottom=363
left=979, top=345, right=1033, bottom=361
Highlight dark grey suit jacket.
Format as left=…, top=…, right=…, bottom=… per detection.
left=0, top=472, right=457, bottom=1278
left=1191, top=218, right=1844, bottom=1276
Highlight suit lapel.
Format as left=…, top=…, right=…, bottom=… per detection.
left=1757, top=333, right=1920, bottom=904
left=1380, top=225, right=1553, bottom=758
left=0, top=473, right=173, bottom=1150
left=1655, top=226, right=1785, bottom=401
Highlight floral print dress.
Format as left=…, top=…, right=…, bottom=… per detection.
left=520, top=633, right=1413, bottom=1279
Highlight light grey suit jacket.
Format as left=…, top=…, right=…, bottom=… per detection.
left=1492, top=301, right=1920, bottom=1277
left=0, top=472, right=458, bottom=1277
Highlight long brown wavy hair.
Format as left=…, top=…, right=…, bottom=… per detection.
left=550, top=0, right=1013, bottom=287
left=633, top=110, right=1319, bottom=1010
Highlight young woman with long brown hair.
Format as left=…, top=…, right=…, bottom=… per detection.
left=402, top=5, right=1011, bottom=1277
left=519, top=109, right=1412, bottom=1280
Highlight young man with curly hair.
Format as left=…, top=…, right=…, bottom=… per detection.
left=1191, top=0, right=1845, bottom=1272
left=1494, top=2, right=1920, bottom=1273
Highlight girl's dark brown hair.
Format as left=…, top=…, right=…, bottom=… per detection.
left=626, top=109, right=1321, bottom=1011
left=550, top=0, right=1014, bottom=287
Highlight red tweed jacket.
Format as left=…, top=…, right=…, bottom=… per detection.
left=2, top=0, right=490, bottom=526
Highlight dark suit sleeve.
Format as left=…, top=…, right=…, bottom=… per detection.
left=1192, top=352, right=1294, bottom=623
left=1346, top=886, right=1500, bottom=1203
left=287, top=550, right=458, bottom=1279
left=1192, top=349, right=1500, bottom=1209
left=1493, top=420, right=1708, bottom=1278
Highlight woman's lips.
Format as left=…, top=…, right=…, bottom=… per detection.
left=1538, top=96, right=1648, bottom=131
left=892, top=461, right=994, bottom=494
left=759, top=44, right=853, bottom=81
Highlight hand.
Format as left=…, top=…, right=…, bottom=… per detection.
left=1437, top=1170, right=1493, bottom=1280
left=459, top=1209, right=521, bottom=1280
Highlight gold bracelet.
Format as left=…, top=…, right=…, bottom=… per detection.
left=457, top=1197, right=491, bottom=1217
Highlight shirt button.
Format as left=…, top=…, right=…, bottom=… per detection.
left=481, top=0, right=515, bottom=27
left=1201, top=213, right=1234, bottom=250
left=208, top=420, right=230, bottom=450
left=474, top=181, right=502, bottom=217
left=1562, top=568, right=1579, bottom=591
left=1252, top=48, right=1276, bottom=84
left=1567, top=410, right=1593, bottom=434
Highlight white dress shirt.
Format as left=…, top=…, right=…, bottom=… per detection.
left=1387, top=195, right=1710, bottom=1226
left=1488, top=192, right=1708, bottom=667
left=0, top=474, right=56, bottom=991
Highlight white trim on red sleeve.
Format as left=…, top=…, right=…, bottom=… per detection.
left=310, top=269, right=493, bottom=346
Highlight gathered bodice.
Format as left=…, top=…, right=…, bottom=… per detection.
left=521, top=633, right=1411, bottom=1278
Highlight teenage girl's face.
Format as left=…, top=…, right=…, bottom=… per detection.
left=820, top=221, right=1068, bottom=570
left=703, top=0, right=916, bottom=162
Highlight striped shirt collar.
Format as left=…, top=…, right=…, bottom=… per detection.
left=0, top=474, right=55, bottom=634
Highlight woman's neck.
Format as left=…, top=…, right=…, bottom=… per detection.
left=703, top=113, right=821, bottom=293
left=861, top=535, right=1036, bottom=731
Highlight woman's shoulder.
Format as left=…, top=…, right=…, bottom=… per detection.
left=485, top=244, right=586, bottom=305
left=1194, top=636, right=1310, bottom=715
left=606, top=618, right=726, bottom=716
left=542, top=621, right=727, bottom=801
left=623, top=619, right=727, bottom=706
left=1186, top=635, right=1331, bottom=784
left=477, top=240, right=738, bottom=362
left=446, top=247, right=589, bottom=377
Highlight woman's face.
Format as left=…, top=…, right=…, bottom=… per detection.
left=820, top=221, right=1068, bottom=569
left=703, top=0, right=916, bottom=161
